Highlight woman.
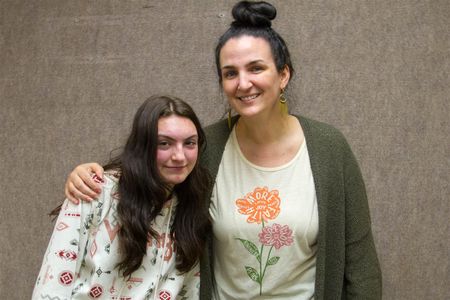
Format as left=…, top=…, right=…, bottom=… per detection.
left=33, top=95, right=210, bottom=299
left=64, top=1, right=382, bottom=299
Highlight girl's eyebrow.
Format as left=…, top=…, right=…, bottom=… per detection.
left=157, top=134, right=198, bottom=141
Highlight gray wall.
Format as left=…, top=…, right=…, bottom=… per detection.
left=1, top=1, right=448, bottom=299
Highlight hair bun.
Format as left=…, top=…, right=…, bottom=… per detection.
left=231, top=1, right=277, bottom=28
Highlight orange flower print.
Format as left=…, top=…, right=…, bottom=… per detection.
left=236, top=186, right=281, bottom=224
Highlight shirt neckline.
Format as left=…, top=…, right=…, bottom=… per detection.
left=230, top=125, right=307, bottom=172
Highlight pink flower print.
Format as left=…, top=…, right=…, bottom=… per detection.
left=258, top=223, right=293, bottom=249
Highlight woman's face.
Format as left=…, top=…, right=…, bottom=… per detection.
left=219, top=35, right=290, bottom=119
left=156, top=115, right=199, bottom=187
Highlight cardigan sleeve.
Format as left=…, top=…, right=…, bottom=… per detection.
left=341, top=139, right=382, bottom=299
left=32, top=199, right=93, bottom=300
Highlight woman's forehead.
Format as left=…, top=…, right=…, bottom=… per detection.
left=220, top=35, right=273, bottom=66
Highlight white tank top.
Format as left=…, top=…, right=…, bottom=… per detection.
left=210, top=127, right=318, bottom=299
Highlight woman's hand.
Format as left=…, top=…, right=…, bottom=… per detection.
left=64, top=163, right=104, bottom=204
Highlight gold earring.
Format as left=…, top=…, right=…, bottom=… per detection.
left=279, top=90, right=287, bottom=103
left=228, top=109, right=232, bottom=129
left=279, top=89, right=288, bottom=114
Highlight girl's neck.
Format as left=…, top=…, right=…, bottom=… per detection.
left=165, top=186, right=174, bottom=200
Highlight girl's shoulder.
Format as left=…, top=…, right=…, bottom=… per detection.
left=103, top=169, right=120, bottom=184
left=86, top=171, right=120, bottom=227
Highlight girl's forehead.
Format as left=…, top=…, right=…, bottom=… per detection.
left=157, top=115, right=197, bottom=137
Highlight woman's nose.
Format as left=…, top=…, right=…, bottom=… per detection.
left=238, top=74, right=252, bottom=90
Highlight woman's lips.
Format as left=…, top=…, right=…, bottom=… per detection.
left=238, top=94, right=260, bottom=101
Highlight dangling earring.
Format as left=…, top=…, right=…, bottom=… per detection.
left=279, top=89, right=287, bottom=103
left=279, top=89, right=288, bottom=114
left=228, top=109, right=232, bottom=129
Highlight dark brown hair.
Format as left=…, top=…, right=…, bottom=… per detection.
left=107, top=95, right=210, bottom=276
left=215, top=1, right=294, bottom=83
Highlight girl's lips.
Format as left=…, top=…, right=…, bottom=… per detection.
left=165, top=166, right=186, bottom=171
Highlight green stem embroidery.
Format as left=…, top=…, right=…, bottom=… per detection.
left=236, top=218, right=291, bottom=296
left=259, top=219, right=265, bottom=294
left=261, top=245, right=274, bottom=281
left=259, top=244, right=264, bottom=294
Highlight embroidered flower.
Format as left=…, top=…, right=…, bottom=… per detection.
left=258, top=223, right=293, bottom=249
left=236, top=186, right=281, bottom=224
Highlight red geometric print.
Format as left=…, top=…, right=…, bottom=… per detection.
left=89, top=284, right=104, bottom=298
left=126, top=277, right=143, bottom=289
left=92, top=174, right=104, bottom=183
left=63, top=212, right=81, bottom=217
left=56, top=249, right=77, bottom=261
left=43, top=265, right=53, bottom=284
left=90, top=240, right=98, bottom=257
left=104, top=219, right=120, bottom=243
left=109, top=277, right=117, bottom=294
left=58, top=271, right=74, bottom=285
left=56, top=222, right=69, bottom=231
left=150, top=233, right=174, bottom=261
left=159, top=290, right=172, bottom=300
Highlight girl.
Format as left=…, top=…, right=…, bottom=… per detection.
left=33, top=95, right=210, bottom=299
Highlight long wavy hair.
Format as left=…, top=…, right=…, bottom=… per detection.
left=102, top=95, right=211, bottom=276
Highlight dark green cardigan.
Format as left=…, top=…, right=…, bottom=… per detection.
left=199, top=115, right=382, bottom=299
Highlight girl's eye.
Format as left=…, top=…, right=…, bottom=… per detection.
left=158, top=141, right=170, bottom=149
left=185, top=140, right=198, bottom=148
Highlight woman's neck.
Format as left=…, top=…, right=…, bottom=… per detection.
left=236, top=112, right=293, bottom=145
left=234, top=113, right=304, bottom=168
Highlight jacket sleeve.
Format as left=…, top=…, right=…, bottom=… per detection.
left=32, top=199, right=92, bottom=300
left=342, top=140, right=382, bottom=299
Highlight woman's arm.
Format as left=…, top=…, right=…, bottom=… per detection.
left=65, top=163, right=104, bottom=203
left=342, top=141, right=382, bottom=299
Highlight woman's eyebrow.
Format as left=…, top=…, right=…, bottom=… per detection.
left=221, top=59, right=265, bottom=69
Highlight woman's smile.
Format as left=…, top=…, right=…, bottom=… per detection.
left=237, top=93, right=261, bottom=102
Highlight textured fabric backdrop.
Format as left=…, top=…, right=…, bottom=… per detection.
left=0, top=1, right=448, bottom=299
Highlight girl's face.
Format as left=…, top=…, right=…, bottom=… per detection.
left=219, top=35, right=290, bottom=119
left=156, top=115, right=199, bottom=187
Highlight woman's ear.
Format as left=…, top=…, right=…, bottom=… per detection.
left=280, top=65, right=291, bottom=89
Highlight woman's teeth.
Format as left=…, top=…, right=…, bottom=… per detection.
left=239, top=94, right=258, bottom=101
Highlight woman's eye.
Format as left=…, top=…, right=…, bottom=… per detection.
left=223, top=70, right=237, bottom=79
left=250, top=66, right=263, bottom=73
